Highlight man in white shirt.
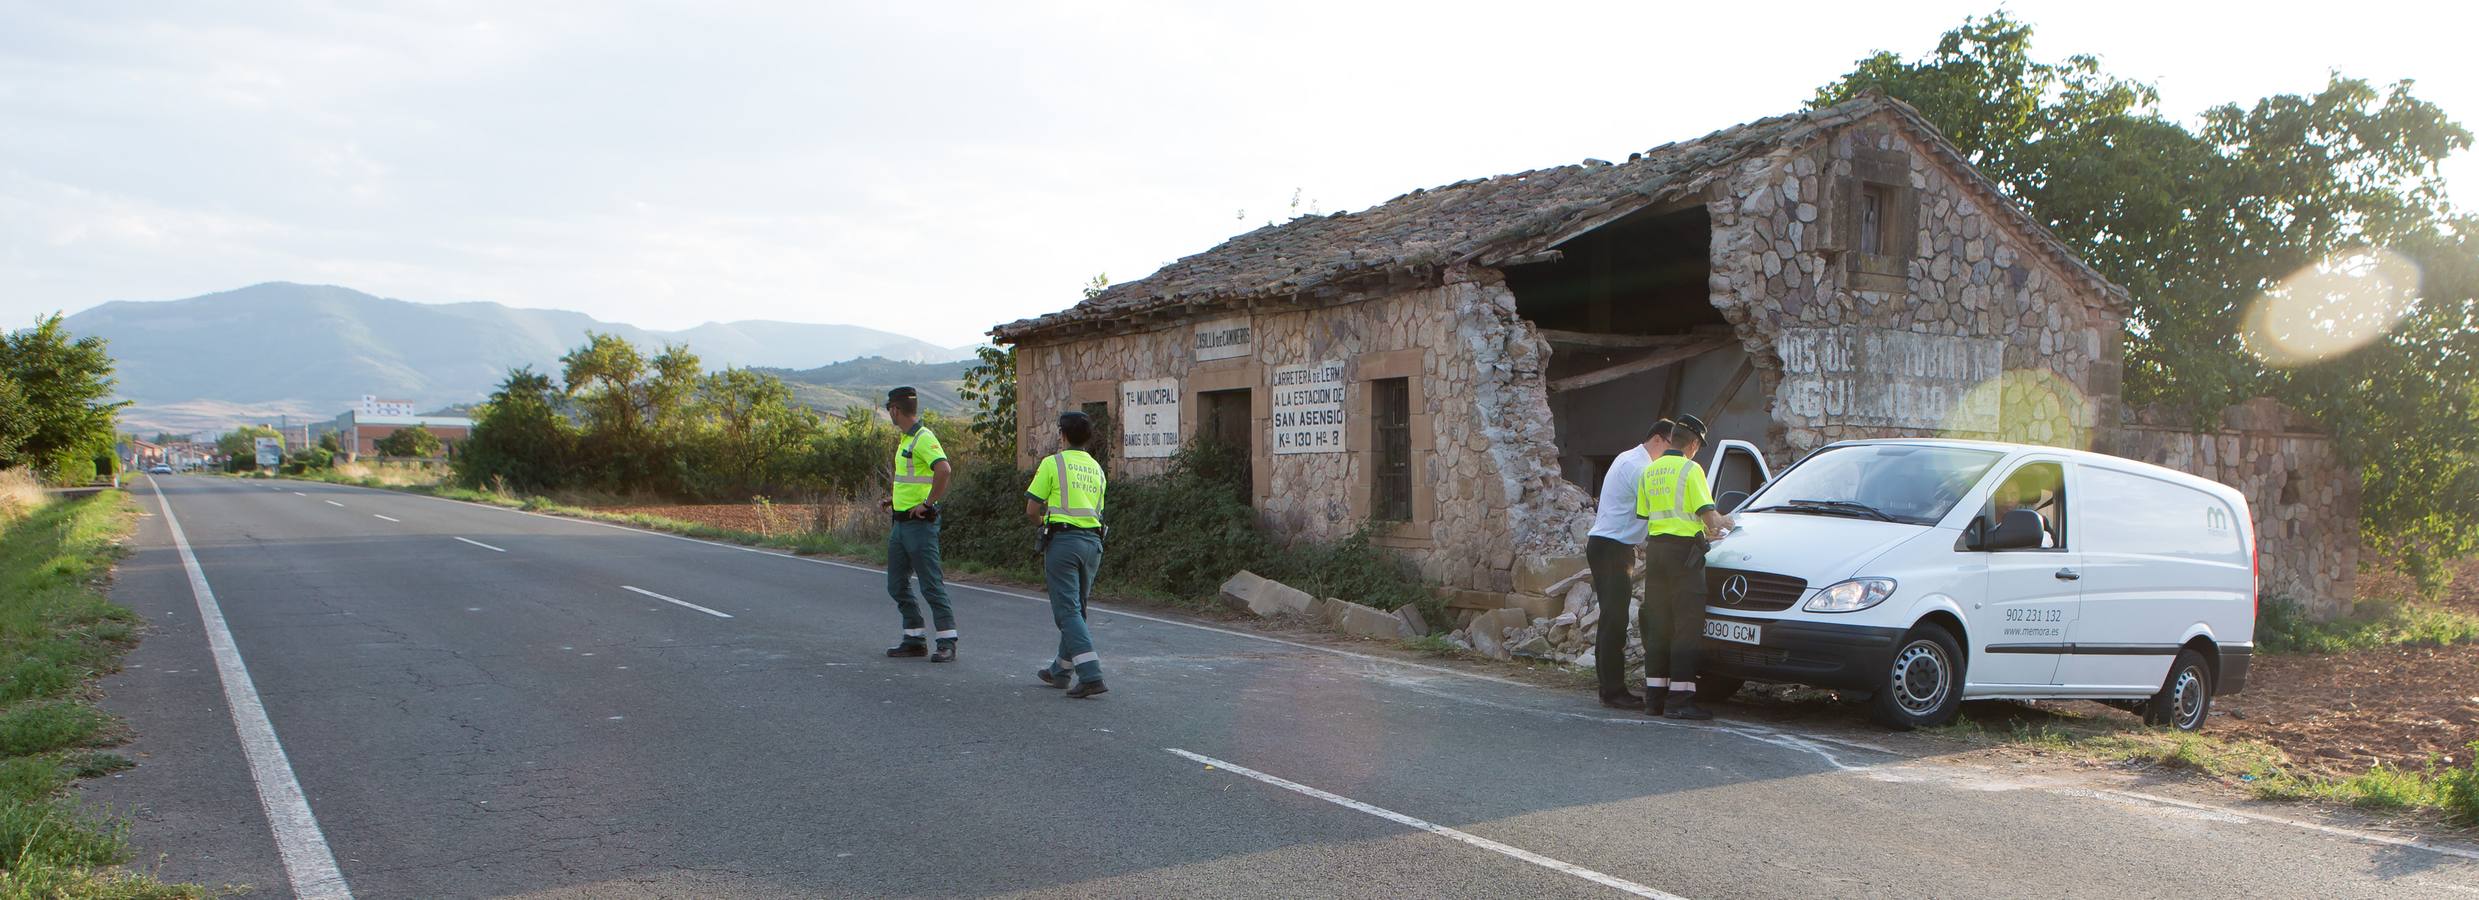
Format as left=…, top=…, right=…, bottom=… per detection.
left=1589, top=421, right=1669, bottom=708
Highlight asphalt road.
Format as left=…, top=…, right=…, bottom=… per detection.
left=84, top=474, right=2479, bottom=898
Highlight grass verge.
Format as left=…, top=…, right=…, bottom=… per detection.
left=0, top=490, right=206, bottom=898
left=2257, top=595, right=2479, bottom=655
left=1931, top=706, right=2479, bottom=827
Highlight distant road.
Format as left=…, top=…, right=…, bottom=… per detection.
left=89, top=475, right=2479, bottom=898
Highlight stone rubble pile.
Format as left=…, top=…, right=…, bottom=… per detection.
left=1219, top=560, right=1648, bottom=674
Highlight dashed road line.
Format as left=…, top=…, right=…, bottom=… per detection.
left=323, top=500, right=345, bottom=507
left=146, top=476, right=353, bottom=899
left=453, top=537, right=506, bottom=553
left=1167, top=748, right=1684, bottom=899
left=372, top=514, right=399, bottom=523
left=621, top=585, right=734, bottom=619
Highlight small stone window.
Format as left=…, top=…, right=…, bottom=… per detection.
left=1371, top=378, right=1413, bottom=522
left=1080, top=400, right=1112, bottom=468
left=1858, top=186, right=1887, bottom=256
left=1836, top=145, right=1917, bottom=293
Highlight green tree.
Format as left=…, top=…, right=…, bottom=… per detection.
left=318, top=432, right=343, bottom=454
left=690, top=367, right=821, bottom=498
left=0, top=315, right=127, bottom=480
left=217, top=424, right=282, bottom=471
left=560, top=333, right=702, bottom=492
left=374, top=424, right=443, bottom=458
left=1817, top=11, right=2479, bottom=576
left=455, top=367, right=576, bottom=493
left=958, top=344, right=1016, bottom=464
left=811, top=405, right=895, bottom=512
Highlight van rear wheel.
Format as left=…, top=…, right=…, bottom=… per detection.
left=1868, top=625, right=1964, bottom=730
left=2141, top=649, right=2213, bottom=731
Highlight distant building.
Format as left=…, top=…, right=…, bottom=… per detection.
left=327, top=410, right=474, bottom=460
left=358, top=395, right=418, bottom=417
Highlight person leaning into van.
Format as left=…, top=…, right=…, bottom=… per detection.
left=1635, top=414, right=1733, bottom=720
left=1028, top=410, right=1110, bottom=698
left=1587, top=420, right=1672, bottom=709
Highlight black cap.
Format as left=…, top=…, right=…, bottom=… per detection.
left=885, top=386, right=917, bottom=405
left=1058, top=410, right=1092, bottom=428
left=1674, top=413, right=1709, bottom=440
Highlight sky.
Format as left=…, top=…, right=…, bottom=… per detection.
left=1, top=0, right=2472, bottom=348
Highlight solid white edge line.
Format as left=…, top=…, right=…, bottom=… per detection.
left=147, top=476, right=353, bottom=899
left=323, top=500, right=344, bottom=507
left=1166, top=748, right=1685, bottom=899
left=620, top=585, right=734, bottom=619
left=304, top=478, right=2479, bottom=865
left=453, top=536, right=506, bottom=553
left=371, top=514, right=399, bottom=523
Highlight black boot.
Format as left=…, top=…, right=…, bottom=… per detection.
left=1644, top=690, right=1667, bottom=717
left=1663, top=690, right=1711, bottom=720
left=886, top=640, right=928, bottom=658
left=930, top=639, right=957, bottom=663
left=1036, top=667, right=1070, bottom=688
left=1065, top=679, right=1108, bottom=699
left=1600, top=691, right=1645, bottom=711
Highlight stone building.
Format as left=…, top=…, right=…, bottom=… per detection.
left=991, top=95, right=2356, bottom=617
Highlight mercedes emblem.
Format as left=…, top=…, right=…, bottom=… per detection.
left=1722, top=574, right=1751, bottom=606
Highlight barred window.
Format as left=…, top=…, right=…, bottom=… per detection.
left=1372, top=378, right=1412, bottom=522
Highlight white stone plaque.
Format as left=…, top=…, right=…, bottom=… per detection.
left=1776, top=327, right=2003, bottom=433
left=1269, top=360, right=1347, bottom=454
left=1193, top=317, right=1254, bottom=362
left=1118, top=378, right=1181, bottom=458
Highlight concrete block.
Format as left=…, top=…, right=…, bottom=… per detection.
left=1396, top=604, right=1431, bottom=636
left=1222, top=571, right=1315, bottom=618
left=1340, top=602, right=1414, bottom=641
left=1469, top=623, right=1509, bottom=660
left=1511, top=592, right=1563, bottom=621
left=1442, top=589, right=1508, bottom=612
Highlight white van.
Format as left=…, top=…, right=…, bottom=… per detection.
left=1694, top=439, right=2256, bottom=730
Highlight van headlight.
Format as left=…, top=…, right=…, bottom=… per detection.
left=1804, top=577, right=1896, bottom=613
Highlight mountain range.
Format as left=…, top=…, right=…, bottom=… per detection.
left=61, top=283, right=978, bottom=434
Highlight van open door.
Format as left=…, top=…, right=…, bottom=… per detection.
left=1707, top=438, right=1770, bottom=513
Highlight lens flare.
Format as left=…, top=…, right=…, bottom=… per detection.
left=1939, top=369, right=2093, bottom=450
left=2241, top=248, right=2422, bottom=367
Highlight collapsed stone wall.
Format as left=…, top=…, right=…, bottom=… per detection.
left=1705, top=113, right=2124, bottom=464
left=2103, top=398, right=2360, bottom=620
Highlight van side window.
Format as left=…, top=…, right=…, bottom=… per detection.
left=1987, top=461, right=2066, bottom=549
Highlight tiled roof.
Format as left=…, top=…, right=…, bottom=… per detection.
left=992, top=95, right=2127, bottom=342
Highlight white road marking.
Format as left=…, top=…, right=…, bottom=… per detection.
left=371, top=514, right=399, bottom=522
left=1167, top=749, right=1685, bottom=899
left=323, top=500, right=345, bottom=507
left=453, top=537, right=506, bottom=553
left=353, top=481, right=2479, bottom=865
left=146, top=476, right=354, bottom=899
left=621, top=585, right=733, bottom=619
left=291, top=491, right=307, bottom=496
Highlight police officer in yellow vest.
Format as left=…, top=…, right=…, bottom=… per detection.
left=1634, top=414, right=1733, bottom=720
left=1027, top=410, right=1109, bottom=698
left=881, top=386, right=958, bottom=662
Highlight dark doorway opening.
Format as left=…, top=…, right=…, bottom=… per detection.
left=1200, top=388, right=1252, bottom=501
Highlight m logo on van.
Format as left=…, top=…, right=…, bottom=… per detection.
left=2205, top=507, right=2232, bottom=533
left=1721, top=574, right=1750, bottom=606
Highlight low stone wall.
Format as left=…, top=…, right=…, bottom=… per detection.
left=2102, top=399, right=2359, bottom=620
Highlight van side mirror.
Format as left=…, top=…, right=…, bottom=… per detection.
left=1717, top=491, right=1749, bottom=514
left=1984, top=508, right=2046, bottom=551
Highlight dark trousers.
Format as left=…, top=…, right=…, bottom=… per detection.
left=1641, top=536, right=1708, bottom=688
left=1042, top=529, right=1104, bottom=682
left=887, top=518, right=954, bottom=640
left=1587, top=536, right=1639, bottom=697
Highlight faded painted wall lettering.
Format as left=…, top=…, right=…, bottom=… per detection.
left=1194, top=317, right=1254, bottom=361
left=1776, top=327, right=2003, bottom=433
left=1118, top=377, right=1181, bottom=458
left=1269, top=360, right=1346, bottom=454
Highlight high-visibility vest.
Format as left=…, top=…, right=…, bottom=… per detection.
left=1029, top=449, right=1106, bottom=528
left=890, top=425, right=946, bottom=512
left=1636, top=451, right=1713, bottom=538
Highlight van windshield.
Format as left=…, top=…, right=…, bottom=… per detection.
left=1745, top=444, right=2003, bottom=526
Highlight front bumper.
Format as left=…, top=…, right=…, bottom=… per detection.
left=1699, top=612, right=1908, bottom=691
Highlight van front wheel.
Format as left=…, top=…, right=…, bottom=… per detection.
left=2140, top=649, right=2214, bottom=731
left=1869, top=626, right=1964, bottom=730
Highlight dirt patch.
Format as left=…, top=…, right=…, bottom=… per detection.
left=2218, top=647, right=2479, bottom=775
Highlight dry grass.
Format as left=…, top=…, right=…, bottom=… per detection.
left=0, top=468, right=45, bottom=525
left=329, top=460, right=447, bottom=487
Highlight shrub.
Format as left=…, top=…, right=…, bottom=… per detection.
left=0, top=468, right=41, bottom=524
